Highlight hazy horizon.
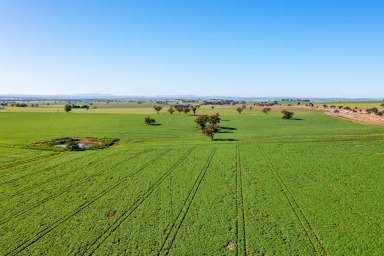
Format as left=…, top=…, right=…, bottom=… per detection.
left=1, top=0, right=384, bottom=98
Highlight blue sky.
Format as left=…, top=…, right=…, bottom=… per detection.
left=1, top=0, right=383, bottom=97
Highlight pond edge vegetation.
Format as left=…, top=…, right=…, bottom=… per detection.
left=30, top=137, right=120, bottom=151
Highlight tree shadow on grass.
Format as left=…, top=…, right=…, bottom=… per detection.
left=220, top=126, right=237, bottom=130
left=288, top=118, right=304, bottom=121
left=149, top=123, right=162, bottom=126
left=214, top=138, right=238, bottom=142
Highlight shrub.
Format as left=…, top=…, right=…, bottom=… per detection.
left=281, top=110, right=294, bottom=119
left=262, top=107, right=271, bottom=114
left=153, top=105, right=162, bottom=114
left=144, top=116, right=156, bottom=125
left=367, top=107, right=379, bottom=114
left=175, top=104, right=188, bottom=113
left=191, top=106, right=197, bottom=115
left=64, top=104, right=72, bottom=112
left=184, top=107, right=191, bottom=115
left=236, top=107, right=243, bottom=114
left=168, top=107, right=175, bottom=114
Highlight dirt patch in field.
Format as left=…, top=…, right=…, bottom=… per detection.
left=225, top=240, right=234, bottom=252
left=106, top=209, right=118, bottom=220
left=325, top=111, right=384, bottom=126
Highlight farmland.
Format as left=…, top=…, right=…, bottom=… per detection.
left=1, top=107, right=384, bottom=255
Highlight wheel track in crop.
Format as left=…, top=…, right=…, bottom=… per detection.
left=0, top=151, right=109, bottom=197
left=279, top=152, right=384, bottom=237
left=0, top=152, right=92, bottom=185
left=0, top=152, right=61, bottom=171
left=157, top=148, right=216, bottom=256
left=234, top=147, right=240, bottom=255
left=0, top=149, right=152, bottom=226
left=5, top=148, right=169, bottom=256
left=260, top=148, right=328, bottom=256
left=235, top=144, right=247, bottom=255
left=297, top=165, right=383, bottom=236
left=82, top=146, right=197, bottom=256
left=0, top=148, right=140, bottom=200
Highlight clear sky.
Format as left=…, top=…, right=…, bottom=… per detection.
left=1, top=0, right=383, bottom=98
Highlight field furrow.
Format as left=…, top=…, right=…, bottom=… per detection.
left=0, top=152, right=59, bottom=171
left=82, top=146, right=197, bottom=255
left=235, top=144, right=247, bottom=255
left=158, top=149, right=216, bottom=255
left=2, top=148, right=168, bottom=255
left=13, top=146, right=201, bottom=255
left=87, top=146, right=214, bottom=256
left=0, top=149, right=152, bottom=225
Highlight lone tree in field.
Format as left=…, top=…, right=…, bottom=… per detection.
left=195, top=114, right=221, bottom=141
left=202, top=123, right=218, bottom=141
left=144, top=116, right=156, bottom=125
left=168, top=107, right=175, bottom=115
left=191, top=106, right=198, bottom=115
left=236, top=107, right=243, bottom=114
left=281, top=110, right=294, bottom=119
left=64, top=104, right=72, bottom=112
left=153, top=105, right=162, bottom=114
left=262, top=107, right=271, bottom=114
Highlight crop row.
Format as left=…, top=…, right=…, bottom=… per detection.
left=6, top=146, right=198, bottom=255
left=1, top=148, right=167, bottom=254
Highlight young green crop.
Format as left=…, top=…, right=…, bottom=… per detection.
left=1, top=108, right=384, bottom=255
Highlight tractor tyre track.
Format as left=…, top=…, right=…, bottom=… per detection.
left=0, top=152, right=60, bottom=171
left=83, top=146, right=197, bottom=256
left=1, top=149, right=147, bottom=200
left=5, top=149, right=169, bottom=256
left=0, top=152, right=94, bottom=185
left=260, top=148, right=328, bottom=256
left=0, top=149, right=151, bottom=226
left=157, top=149, right=216, bottom=256
left=236, top=144, right=247, bottom=255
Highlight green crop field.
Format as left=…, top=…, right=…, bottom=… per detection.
left=1, top=107, right=384, bottom=255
